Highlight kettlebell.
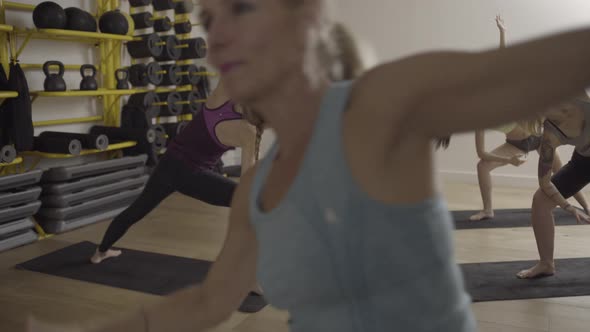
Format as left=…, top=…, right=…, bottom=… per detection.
left=80, top=64, right=98, bottom=91
left=115, top=68, right=130, bottom=90
left=43, top=61, right=66, bottom=92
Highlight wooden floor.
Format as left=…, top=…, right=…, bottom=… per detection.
left=2, top=180, right=590, bottom=331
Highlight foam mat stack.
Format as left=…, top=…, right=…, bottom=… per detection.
left=0, top=170, right=43, bottom=252
left=35, top=155, right=149, bottom=234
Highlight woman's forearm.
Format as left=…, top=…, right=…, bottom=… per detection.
left=91, top=286, right=226, bottom=332
left=480, top=152, right=511, bottom=163
left=499, top=30, right=506, bottom=49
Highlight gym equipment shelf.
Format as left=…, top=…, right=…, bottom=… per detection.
left=22, top=141, right=137, bottom=158
left=3, top=1, right=34, bottom=11
left=0, top=156, right=22, bottom=167
left=21, top=63, right=99, bottom=71
left=31, top=89, right=141, bottom=98
left=14, top=28, right=134, bottom=42
left=33, top=116, right=104, bottom=127
left=0, top=24, right=13, bottom=32
left=30, top=87, right=212, bottom=98
left=0, top=91, right=18, bottom=99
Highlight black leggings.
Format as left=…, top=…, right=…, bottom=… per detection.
left=98, top=154, right=237, bottom=252
left=551, top=150, right=590, bottom=199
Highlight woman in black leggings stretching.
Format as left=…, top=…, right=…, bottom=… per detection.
left=91, top=79, right=263, bottom=264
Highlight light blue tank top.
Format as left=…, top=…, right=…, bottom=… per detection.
left=249, top=81, right=476, bottom=332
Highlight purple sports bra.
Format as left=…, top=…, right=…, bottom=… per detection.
left=166, top=100, right=243, bottom=171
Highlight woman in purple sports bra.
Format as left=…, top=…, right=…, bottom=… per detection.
left=90, top=79, right=264, bottom=264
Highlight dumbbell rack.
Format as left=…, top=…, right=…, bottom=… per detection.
left=127, top=2, right=208, bottom=129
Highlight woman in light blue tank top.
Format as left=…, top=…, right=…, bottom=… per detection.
left=26, top=1, right=590, bottom=331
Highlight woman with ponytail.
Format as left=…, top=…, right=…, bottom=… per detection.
left=91, top=78, right=262, bottom=265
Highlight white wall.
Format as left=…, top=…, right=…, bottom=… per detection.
left=332, top=0, right=590, bottom=189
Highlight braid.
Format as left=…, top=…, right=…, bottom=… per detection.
left=240, top=104, right=265, bottom=162
left=254, top=125, right=263, bottom=162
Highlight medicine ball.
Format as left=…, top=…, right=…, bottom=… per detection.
left=99, top=10, right=129, bottom=35
left=33, top=2, right=67, bottom=29
left=65, top=7, right=97, bottom=32
left=121, top=11, right=135, bottom=36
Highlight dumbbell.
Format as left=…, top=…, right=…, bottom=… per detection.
left=159, top=64, right=182, bottom=86
left=154, top=16, right=172, bottom=32
left=152, top=125, right=167, bottom=150
left=127, top=91, right=161, bottom=118
left=152, top=0, right=188, bottom=11
left=195, top=67, right=211, bottom=96
left=128, top=62, right=164, bottom=86
left=162, top=121, right=189, bottom=141
left=178, top=90, right=206, bottom=115
left=178, top=64, right=200, bottom=85
left=131, top=12, right=172, bottom=32
left=153, top=35, right=181, bottom=61
left=157, top=92, right=183, bottom=116
left=177, top=37, right=207, bottom=60
left=127, top=34, right=181, bottom=61
left=90, top=126, right=156, bottom=146
left=0, top=145, right=16, bottom=163
left=131, top=12, right=154, bottom=29
left=174, top=0, right=193, bottom=13
left=127, top=63, right=180, bottom=87
left=129, top=0, right=152, bottom=7
left=126, top=33, right=163, bottom=58
left=38, top=131, right=109, bottom=151
left=121, top=104, right=153, bottom=129
left=174, top=21, right=191, bottom=34
left=33, top=136, right=82, bottom=156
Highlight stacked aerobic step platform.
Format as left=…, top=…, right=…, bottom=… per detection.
left=36, top=155, right=149, bottom=234
left=0, top=170, right=44, bottom=252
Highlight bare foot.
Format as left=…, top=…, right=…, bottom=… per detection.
left=90, top=249, right=122, bottom=264
left=516, top=261, right=555, bottom=279
left=469, top=211, right=494, bottom=221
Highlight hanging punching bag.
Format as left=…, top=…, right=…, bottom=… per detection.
left=4, top=62, right=34, bottom=151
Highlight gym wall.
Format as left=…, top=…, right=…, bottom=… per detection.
left=333, top=0, right=590, bottom=190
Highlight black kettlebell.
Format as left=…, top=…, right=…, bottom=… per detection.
left=43, top=61, right=66, bottom=92
left=116, top=69, right=130, bottom=90
left=80, top=64, right=98, bottom=91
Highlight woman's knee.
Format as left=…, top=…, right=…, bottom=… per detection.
left=532, top=188, right=558, bottom=210
left=477, top=159, right=499, bottom=173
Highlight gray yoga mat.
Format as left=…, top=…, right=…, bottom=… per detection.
left=453, top=208, right=578, bottom=229
left=461, top=257, right=590, bottom=302
left=16, top=241, right=267, bottom=313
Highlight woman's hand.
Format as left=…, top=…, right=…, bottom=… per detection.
left=566, top=205, right=590, bottom=224
left=496, top=15, right=506, bottom=31
left=508, top=155, right=526, bottom=166
left=26, top=316, right=82, bottom=332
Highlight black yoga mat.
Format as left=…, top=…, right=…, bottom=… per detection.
left=461, top=257, right=590, bottom=302
left=16, top=241, right=267, bottom=313
left=453, top=208, right=578, bottom=229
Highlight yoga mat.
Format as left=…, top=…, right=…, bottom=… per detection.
left=16, top=241, right=266, bottom=313
left=453, top=208, right=578, bottom=229
left=461, top=257, right=590, bottom=302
